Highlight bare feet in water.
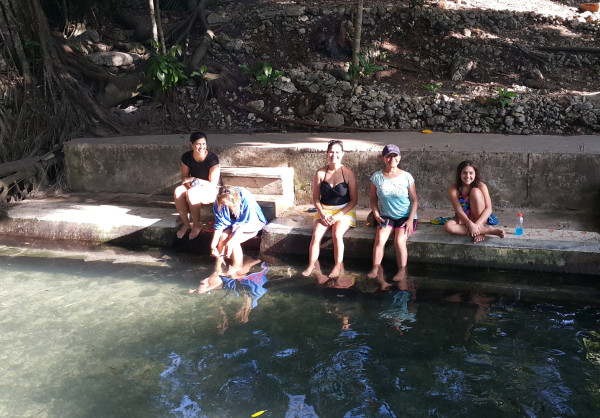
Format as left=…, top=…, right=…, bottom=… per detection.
left=189, top=225, right=202, bottom=240
left=302, top=261, right=317, bottom=277
left=367, top=265, right=379, bottom=279
left=328, top=262, right=344, bottom=278
left=176, top=224, right=191, bottom=239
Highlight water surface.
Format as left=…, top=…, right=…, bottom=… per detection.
left=1, top=247, right=599, bottom=417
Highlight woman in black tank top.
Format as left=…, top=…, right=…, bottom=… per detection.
left=174, top=132, right=221, bottom=240
left=302, top=140, right=358, bottom=279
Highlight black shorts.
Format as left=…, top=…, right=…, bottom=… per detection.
left=380, top=216, right=418, bottom=230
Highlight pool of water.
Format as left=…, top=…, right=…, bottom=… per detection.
left=1, top=245, right=600, bottom=417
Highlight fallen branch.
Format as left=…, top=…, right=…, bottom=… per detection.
left=514, top=44, right=550, bottom=63
left=537, top=45, right=600, bottom=54
left=0, top=149, right=59, bottom=201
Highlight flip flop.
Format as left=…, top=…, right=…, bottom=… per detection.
left=430, top=216, right=451, bottom=225
left=488, top=213, right=499, bottom=225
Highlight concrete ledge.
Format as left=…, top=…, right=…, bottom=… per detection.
left=260, top=217, right=600, bottom=275
left=1, top=194, right=598, bottom=275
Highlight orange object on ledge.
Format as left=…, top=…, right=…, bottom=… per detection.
left=579, top=3, right=600, bottom=13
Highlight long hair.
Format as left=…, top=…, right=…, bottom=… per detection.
left=327, top=139, right=344, bottom=152
left=455, top=160, right=481, bottom=194
left=216, top=185, right=241, bottom=218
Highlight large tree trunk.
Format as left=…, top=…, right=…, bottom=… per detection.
left=0, top=0, right=121, bottom=165
left=352, top=0, right=364, bottom=67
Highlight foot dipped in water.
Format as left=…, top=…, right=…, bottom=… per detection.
left=189, top=225, right=202, bottom=240
left=176, top=224, right=191, bottom=239
left=302, top=261, right=317, bottom=277
left=328, top=262, right=344, bottom=279
left=367, top=265, right=380, bottom=279
left=311, top=261, right=330, bottom=285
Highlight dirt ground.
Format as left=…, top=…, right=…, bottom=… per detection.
left=105, top=0, right=600, bottom=133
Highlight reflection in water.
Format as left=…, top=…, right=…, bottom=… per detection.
left=2, top=253, right=600, bottom=417
left=190, top=257, right=269, bottom=332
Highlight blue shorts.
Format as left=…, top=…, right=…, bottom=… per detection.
left=380, top=216, right=418, bottom=230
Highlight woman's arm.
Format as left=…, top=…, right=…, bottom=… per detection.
left=312, top=169, right=328, bottom=224
left=344, top=168, right=358, bottom=212
left=210, top=229, right=224, bottom=257
left=369, top=182, right=383, bottom=224
left=404, top=182, right=418, bottom=235
left=208, top=164, right=221, bottom=186
left=180, top=162, right=192, bottom=184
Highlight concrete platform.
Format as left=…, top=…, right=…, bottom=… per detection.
left=0, top=193, right=598, bottom=275
left=4, top=131, right=599, bottom=276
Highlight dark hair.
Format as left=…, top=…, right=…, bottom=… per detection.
left=455, top=160, right=481, bottom=194
left=327, top=140, right=344, bottom=151
left=190, top=131, right=207, bottom=143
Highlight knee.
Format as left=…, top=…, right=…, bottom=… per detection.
left=470, top=187, right=483, bottom=201
left=396, top=232, right=408, bottom=244
left=174, top=186, right=187, bottom=199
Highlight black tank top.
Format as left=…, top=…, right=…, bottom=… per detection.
left=320, top=167, right=350, bottom=206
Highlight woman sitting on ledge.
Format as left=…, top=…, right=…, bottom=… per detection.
left=444, top=160, right=504, bottom=243
left=302, top=140, right=358, bottom=278
left=174, top=131, right=221, bottom=240
left=211, top=185, right=267, bottom=276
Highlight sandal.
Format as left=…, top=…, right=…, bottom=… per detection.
left=488, top=213, right=499, bottom=225
left=430, top=216, right=451, bottom=225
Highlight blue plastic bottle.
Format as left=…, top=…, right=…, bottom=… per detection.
left=515, top=213, right=524, bottom=236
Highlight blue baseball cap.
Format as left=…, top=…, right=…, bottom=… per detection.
left=382, top=144, right=401, bottom=157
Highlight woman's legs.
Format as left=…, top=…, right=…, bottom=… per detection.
left=225, top=223, right=263, bottom=275
left=329, top=219, right=352, bottom=278
left=302, top=221, right=330, bottom=276
left=186, top=186, right=206, bottom=239
left=469, top=188, right=504, bottom=243
left=174, top=185, right=192, bottom=238
left=444, top=217, right=468, bottom=236
left=393, top=227, right=409, bottom=277
left=368, top=226, right=393, bottom=278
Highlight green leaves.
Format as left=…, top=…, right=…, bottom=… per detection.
left=147, top=43, right=187, bottom=92
left=346, top=53, right=384, bottom=82
left=239, top=62, right=284, bottom=87
left=422, top=82, right=442, bottom=93
left=497, top=87, right=518, bottom=108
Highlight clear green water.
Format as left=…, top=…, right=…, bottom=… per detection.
left=1, top=248, right=600, bottom=417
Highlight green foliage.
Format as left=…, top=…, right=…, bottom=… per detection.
left=421, top=82, right=442, bottom=93
left=346, top=53, right=384, bottom=82
left=147, top=41, right=187, bottom=92
left=190, top=65, right=208, bottom=79
left=496, top=87, right=518, bottom=108
left=239, top=62, right=284, bottom=87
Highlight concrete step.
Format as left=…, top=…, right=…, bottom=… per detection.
left=0, top=194, right=597, bottom=275
left=220, top=166, right=295, bottom=218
